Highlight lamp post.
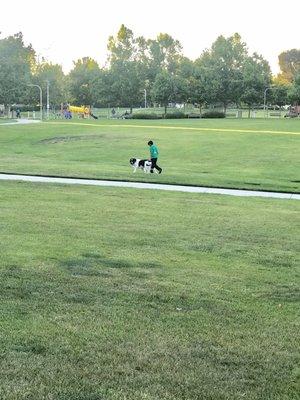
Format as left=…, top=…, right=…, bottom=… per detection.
left=46, top=80, right=50, bottom=120
left=27, top=84, right=43, bottom=120
left=144, top=89, right=147, bottom=109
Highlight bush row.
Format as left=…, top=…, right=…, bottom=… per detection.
left=131, top=111, right=225, bottom=119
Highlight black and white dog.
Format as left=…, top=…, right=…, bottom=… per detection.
left=130, top=158, right=152, bottom=173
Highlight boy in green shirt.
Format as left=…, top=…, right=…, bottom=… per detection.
left=148, top=140, right=162, bottom=174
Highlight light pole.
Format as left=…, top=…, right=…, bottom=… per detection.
left=263, top=86, right=275, bottom=118
left=27, top=84, right=43, bottom=120
left=46, top=80, right=50, bottom=120
left=144, top=89, right=147, bottom=108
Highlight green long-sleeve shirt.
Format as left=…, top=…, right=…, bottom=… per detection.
left=150, top=144, right=159, bottom=158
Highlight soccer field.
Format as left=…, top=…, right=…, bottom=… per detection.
left=0, top=181, right=299, bottom=399
left=0, top=118, right=299, bottom=192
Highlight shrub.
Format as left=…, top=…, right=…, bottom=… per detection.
left=131, top=113, right=163, bottom=119
left=11, top=105, right=40, bottom=112
left=187, top=113, right=201, bottom=119
left=201, top=111, right=225, bottom=118
left=164, top=112, right=187, bottom=119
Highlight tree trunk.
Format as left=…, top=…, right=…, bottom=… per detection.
left=164, top=105, right=167, bottom=117
left=248, top=106, right=251, bottom=119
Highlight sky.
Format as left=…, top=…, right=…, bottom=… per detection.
left=1, top=0, right=299, bottom=74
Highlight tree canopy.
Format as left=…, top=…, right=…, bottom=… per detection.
left=0, top=27, right=299, bottom=110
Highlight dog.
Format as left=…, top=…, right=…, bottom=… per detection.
left=130, top=158, right=152, bottom=173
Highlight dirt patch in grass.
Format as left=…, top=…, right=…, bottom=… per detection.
left=38, top=134, right=132, bottom=144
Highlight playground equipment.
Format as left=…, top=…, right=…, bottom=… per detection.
left=68, top=105, right=90, bottom=115
left=61, top=104, right=91, bottom=119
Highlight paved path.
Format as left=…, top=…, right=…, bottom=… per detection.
left=0, top=119, right=41, bottom=125
left=0, top=173, right=299, bottom=200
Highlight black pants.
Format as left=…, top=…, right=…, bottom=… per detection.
left=151, top=158, right=162, bottom=173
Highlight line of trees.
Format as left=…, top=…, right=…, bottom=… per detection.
left=0, top=27, right=300, bottom=113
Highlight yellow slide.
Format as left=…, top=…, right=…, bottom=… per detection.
left=68, top=105, right=90, bottom=114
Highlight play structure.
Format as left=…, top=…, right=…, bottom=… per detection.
left=60, top=104, right=97, bottom=119
left=68, top=105, right=90, bottom=116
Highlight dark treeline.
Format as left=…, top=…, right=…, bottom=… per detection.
left=0, top=26, right=300, bottom=112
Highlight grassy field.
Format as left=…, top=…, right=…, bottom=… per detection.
left=0, top=118, right=299, bottom=193
left=0, top=180, right=299, bottom=399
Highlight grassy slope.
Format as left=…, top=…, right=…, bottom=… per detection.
left=0, top=181, right=299, bottom=399
left=0, top=118, right=299, bottom=192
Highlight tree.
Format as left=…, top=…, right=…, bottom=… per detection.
left=195, top=34, right=248, bottom=111
left=151, top=71, right=181, bottom=114
left=241, top=54, right=271, bottom=117
left=107, top=24, right=135, bottom=64
left=288, top=74, right=300, bottom=104
left=0, top=32, right=36, bottom=106
left=34, top=62, right=67, bottom=108
left=68, top=57, right=101, bottom=105
left=277, top=49, right=300, bottom=83
left=148, top=33, right=183, bottom=74
left=108, top=61, right=144, bottom=111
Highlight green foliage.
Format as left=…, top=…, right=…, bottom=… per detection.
left=288, top=74, right=300, bottom=103
left=131, top=113, right=162, bottom=119
left=201, top=111, right=225, bottom=118
left=11, top=105, right=39, bottom=112
left=241, top=54, right=271, bottom=108
left=0, top=32, right=36, bottom=105
left=164, top=111, right=186, bottom=119
left=278, top=49, right=300, bottom=82
left=0, top=28, right=293, bottom=111
left=33, top=62, right=67, bottom=107
left=68, top=57, right=101, bottom=105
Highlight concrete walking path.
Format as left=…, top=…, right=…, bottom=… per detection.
left=0, top=173, right=299, bottom=200
left=0, top=119, right=41, bottom=125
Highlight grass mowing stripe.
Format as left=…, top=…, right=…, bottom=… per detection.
left=45, top=121, right=300, bottom=136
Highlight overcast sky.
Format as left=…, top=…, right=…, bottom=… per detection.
left=1, top=0, right=299, bottom=74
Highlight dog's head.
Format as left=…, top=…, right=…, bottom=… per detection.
left=130, top=158, right=136, bottom=165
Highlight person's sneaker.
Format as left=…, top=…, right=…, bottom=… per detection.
left=159, top=169, right=162, bottom=174
left=150, top=170, right=154, bottom=174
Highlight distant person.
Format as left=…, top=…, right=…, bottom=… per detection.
left=148, top=140, right=162, bottom=174
left=16, top=109, right=21, bottom=118
left=111, top=108, right=116, bottom=117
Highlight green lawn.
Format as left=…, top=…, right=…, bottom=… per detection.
left=0, top=181, right=299, bottom=399
left=0, top=118, right=299, bottom=192
left=0, top=119, right=16, bottom=124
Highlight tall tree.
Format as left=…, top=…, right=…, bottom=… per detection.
left=277, top=49, right=300, bottom=83
left=241, top=54, right=271, bottom=116
left=68, top=57, right=101, bottom=105
left=288, top=74, right=300, bottom=104
left=151, top=71, right=182, bottom=114
left=195, top=33, right=248, bottom=111
left=34, top=62, right=67, bottom=107
left=106, top=25, right=146, bottom=109
left=148, top=33, right=183, bottom=74
left=107, top=24, right=135, bottom=64
left=0, top=32, right=36, bottom=106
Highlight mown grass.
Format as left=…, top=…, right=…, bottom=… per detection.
left=0, top=118, right=299, bottom=192
left=0, top=181, right=299, bottom=399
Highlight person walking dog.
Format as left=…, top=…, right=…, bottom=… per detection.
left=148, top=140, right=162, bottom=174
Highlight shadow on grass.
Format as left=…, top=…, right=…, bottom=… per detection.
left=60, top=252, right=159, bottom=277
